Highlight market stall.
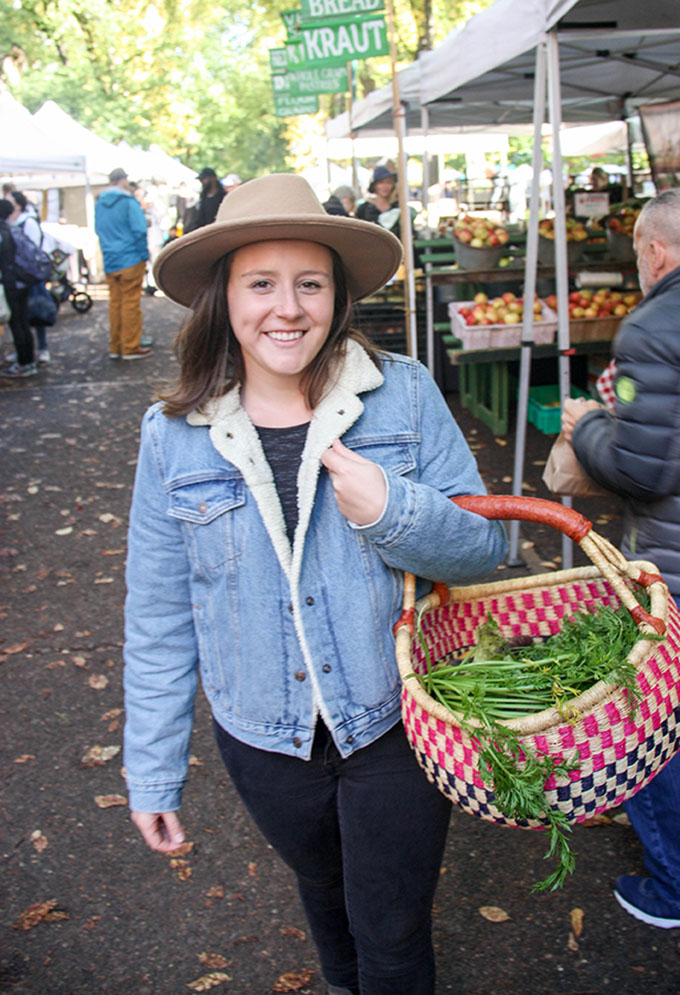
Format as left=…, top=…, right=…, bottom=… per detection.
left=326, top=0, right=680, bottom=564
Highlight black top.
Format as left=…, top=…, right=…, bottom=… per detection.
left=255, top=422, right=310, bottom=543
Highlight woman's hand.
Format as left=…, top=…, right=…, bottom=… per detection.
left=321, top=439, right=387, bottom=526
left=561, top=397, right=601, bottom=444
left=131, top=810, right=186, bottom=852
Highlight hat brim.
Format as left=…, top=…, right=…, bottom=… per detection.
left=153, top=215, right=403, bottom=309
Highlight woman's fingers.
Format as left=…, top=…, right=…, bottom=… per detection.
left=131, top=810, right=186, bottom=852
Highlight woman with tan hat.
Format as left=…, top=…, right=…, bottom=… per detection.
left=123, top=173, right=506, bottom=995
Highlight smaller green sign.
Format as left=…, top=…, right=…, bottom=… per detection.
left=300, top=0, right=384, bottom=21
left=269, top=48, right=289, bottom=74
left=273, top=92, right=319, bottom=118
left=272, top=63, right=347, bottom=96
left=281, top=9, right=303, bottom=41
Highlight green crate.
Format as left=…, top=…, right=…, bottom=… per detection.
left=527, top=384, right=588, bottom=435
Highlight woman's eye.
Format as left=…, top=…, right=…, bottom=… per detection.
left=300, top=280, right=321, bottom=290
left=251, top=279, right=271, bottom=289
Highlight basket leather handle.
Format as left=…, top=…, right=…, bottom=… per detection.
left=451, top=494, right=592, bottom=543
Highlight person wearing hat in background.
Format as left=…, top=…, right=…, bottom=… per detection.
left=222, top=173, right=242, bottom=195
left=356, top=164, right=398, bottom=224
left=123, top=173, right=507, bottom=994
left=186, top=167, right=226, bottom=231
left=357, top=164, right=422, bottom=269
left=94, top=168, right=151, bottom=360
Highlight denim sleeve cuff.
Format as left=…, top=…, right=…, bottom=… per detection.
left=127, top=783, right=183, bottom=814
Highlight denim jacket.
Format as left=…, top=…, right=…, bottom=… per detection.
left=124, top=341, right=507, bottom=812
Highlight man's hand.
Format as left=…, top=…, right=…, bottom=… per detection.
left=562, top=397, right=602, bottom=444
left=321, top=439, right=387, bottom=526
left=131, top=810, right=186, bottom=852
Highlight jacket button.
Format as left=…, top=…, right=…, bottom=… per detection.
left=346, top=735, right=355, bottom=745
left=197, top=502, right=208, bottom=514
left=294, top=670, right=306, bottom=682
left=322, top=664, right=332, bottom=673
left=292, top=737, right=302, bottom=748
left=288, top=602, right=294, bottom=614
left=305, top=596, right=315, bottom=606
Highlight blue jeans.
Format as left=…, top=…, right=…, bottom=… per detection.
left=623, top=594, right=680, bottom=903
left=214, top=720, right=452, bottom=995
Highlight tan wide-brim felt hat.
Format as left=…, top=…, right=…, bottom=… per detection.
left=153, top=173, right=403, bottom=309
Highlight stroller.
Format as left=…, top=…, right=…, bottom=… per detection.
left=44, top=237, right=93, bottom=314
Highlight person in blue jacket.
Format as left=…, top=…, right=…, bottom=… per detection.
left=123, top=173, right=508, bottom=995
left=563, top=187, right=680, bottom=931
left=94, top=167, right=150, bottom=360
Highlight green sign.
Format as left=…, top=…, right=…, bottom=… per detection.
left=272, top=63, right=347, bottom=96
left=270, top=48, right=289, bottom=74
left=281, top=9, right=303, bottom=40
left=300, top=0, right=384, bottom=20
left=290, top=15, right=388, bottom=68
left=273, top=92, right=319, bottom=118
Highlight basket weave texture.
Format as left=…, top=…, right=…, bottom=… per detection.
left=398, top=564, right=680, bottom=830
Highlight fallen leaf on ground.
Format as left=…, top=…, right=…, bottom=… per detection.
left=12, top=900, right=68, bottom=930
left=198, top=953, right=230, bottom=970
left=4, top=643, right=29, bottom=655
left=612, top=812, right=631, bottom=826
left=206, top=886, right=224, bottom=899
left=31, top=830, right=48, bottom=853
left=98, top=513, right=117, bottom=523
left=102, top=549, right=124, bottom=556
left=101, top=708, right=123, bottom=721
left=567, top=931, right=579, bottom=952
left=72, top=655, right=87, bottom=667
left=81, top=744, right=121, bottom=766
left=171, top=858, right=192, bottom=880
left=165, top=841, right=195, bottom=858
left=248, top=861, right=258, bottom=878
left=88, top=674, right=109, bottom=690
left=187, top=972, right=231, bottom=990
left=280, top=926, right=306, bottom=941
left=14, top=754, right=35, bottom=764
left=479, top=906, right=510, bottom=922
left=494, top=438, right=507, bottom=446
left=94, top=794, right=127, bottom=808
left=55, top=526, right=73, bottom=536
left=570, top=907, right=584, bottom=937
left=272, top=969, right=315, bottom=992
left=94, top=576, right=114, bottom=585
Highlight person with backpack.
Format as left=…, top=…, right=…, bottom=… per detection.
left=6, top=190, right=53, bottom=366
left=0, top=198, right=37, bottom=378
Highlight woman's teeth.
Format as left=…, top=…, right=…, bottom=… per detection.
left=268, top=331, right=304, bottom=341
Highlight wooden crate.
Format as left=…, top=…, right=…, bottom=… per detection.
left=569, top=315, right=623, bottom=343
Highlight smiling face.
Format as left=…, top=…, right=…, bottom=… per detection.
left=374, top=176, right=396, bottom=200
left=226, top=240, right=335, bottom=393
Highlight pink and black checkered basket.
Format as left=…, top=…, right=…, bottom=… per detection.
left=394, top=496, right=680, bottom=828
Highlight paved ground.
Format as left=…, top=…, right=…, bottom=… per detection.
left=1, top=294, right=679, bottom=994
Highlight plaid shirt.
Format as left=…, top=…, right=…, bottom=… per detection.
left=596, top=359, right=617, bottom=411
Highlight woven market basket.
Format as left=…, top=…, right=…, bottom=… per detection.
left=395, top=495, right=680, bottom=830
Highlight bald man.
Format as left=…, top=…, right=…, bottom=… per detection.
left=562, top=188, right=680, bottom=930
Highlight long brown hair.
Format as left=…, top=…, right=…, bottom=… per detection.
left=159, top=248, right=382, bottom=417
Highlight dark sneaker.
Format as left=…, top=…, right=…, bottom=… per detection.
left=122, top=347, right=153, bottom=361
left=1, top=361, right=38, bottom=378
left=614, top=875, right=680, bottom=929
left=140, top=335, right=154, bottom=347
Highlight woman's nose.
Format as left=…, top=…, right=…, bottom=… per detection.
left=273, top=285, right=304, bottom=319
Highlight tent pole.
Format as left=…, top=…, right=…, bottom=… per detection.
left=347, top=61, right=360, bottom=197
left=507, top=40, right=546, bottom=566
left=386, top=0, right=417, bottom=359
left=422, top=102, right=435, bottom=377
left=547, top=28, right=573, bottom=570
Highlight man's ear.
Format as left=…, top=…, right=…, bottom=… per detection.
left=649, top=239, right=667, bottom=278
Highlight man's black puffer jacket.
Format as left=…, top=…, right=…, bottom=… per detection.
left=572, top=265, right=680, bottom=595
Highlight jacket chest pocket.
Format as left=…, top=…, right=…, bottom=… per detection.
left=347, top=437, right=417, bottom=477
left=167, top=474, right=245, bottom=570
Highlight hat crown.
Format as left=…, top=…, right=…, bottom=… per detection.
left=214, top=174, right=325, bottom=227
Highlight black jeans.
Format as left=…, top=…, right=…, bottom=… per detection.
left=214, top=720, right=451, bottom=994
left=5, top=286, right=33, bottom=365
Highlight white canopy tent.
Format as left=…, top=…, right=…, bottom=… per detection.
left=0, top=91, right=87, bottom=187
left=325, top=0, right=680, bottom=564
